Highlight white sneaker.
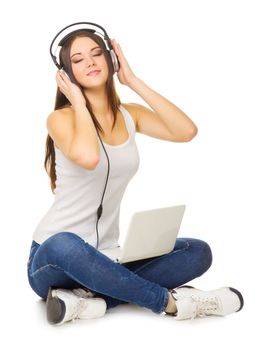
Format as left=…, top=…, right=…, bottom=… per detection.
left=46, top=287, right=107, bottom=325
left=167, top=285, right=244, bottom=320
left=72, top=287, right=96, bottom=298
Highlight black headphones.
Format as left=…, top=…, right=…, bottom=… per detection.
left=49, top=22, right=119, bottom=250
left=49, top=21, right=120, bottom=73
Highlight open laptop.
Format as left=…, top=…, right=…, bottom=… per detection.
left=99, top=204, right=186, bottom=264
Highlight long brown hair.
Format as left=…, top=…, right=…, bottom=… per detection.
left=44, top=30, right=121, bottom=194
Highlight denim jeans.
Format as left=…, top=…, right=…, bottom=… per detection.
left=27, top=232, right=212, bottom=314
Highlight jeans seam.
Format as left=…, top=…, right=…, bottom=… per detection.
left=157, top=288, right=170, bottom=314
left=30, top=263, right=64, bottom=277
left=29, top=263, right=95, bottom=296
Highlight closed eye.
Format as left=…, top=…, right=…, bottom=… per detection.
left=72, top=51, right=103, bottom=64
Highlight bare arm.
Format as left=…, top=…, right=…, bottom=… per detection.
left=128, top=78, right=198, bottom=142
left=48, top=70, right=101, bottom=170
left=70, top=104, right=100, bottom=168
left=110, top=39, right=198, bottom=142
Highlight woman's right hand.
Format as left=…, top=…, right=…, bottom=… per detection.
left=55, top=70, right=86, bottom=109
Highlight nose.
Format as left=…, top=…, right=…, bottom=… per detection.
left=85, top=55, right=96, bottom=68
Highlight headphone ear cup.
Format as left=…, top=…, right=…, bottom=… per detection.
left=109, top=49, right=120, bottom=73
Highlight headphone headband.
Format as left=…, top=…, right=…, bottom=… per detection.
left=49, top=21, right=119, bottom=72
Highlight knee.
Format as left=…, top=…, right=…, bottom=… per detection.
left=188, top=238, right=213, bottom=273
left=200, top=239, right=213, bottom=272
left=47, top=231, right=83, bottom=245
left=34, top=231, right=86, bottom=267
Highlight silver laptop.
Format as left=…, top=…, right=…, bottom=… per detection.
left=99, top=205, right=186, bottom=264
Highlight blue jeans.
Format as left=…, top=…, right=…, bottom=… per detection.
left=27, top=232, right=212, bottom=314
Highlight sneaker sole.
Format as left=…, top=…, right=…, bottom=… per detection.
left=229, top=287, right=244, bottom=312
left=46, top=286, right=66, bottom=324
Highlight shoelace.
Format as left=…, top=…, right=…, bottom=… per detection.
left=71, top=298, right=89, bottom=322
left=191, top=295, right=223, bottom=320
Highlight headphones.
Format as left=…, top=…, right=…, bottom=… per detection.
left=50, top=21, right=120, bottom=74
left=50, top=22, right=119, bottom=250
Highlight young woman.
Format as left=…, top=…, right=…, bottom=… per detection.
left=27, top=26, right=244, bottom=325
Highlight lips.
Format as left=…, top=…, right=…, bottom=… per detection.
left=87, top=69, right=101, bottom=76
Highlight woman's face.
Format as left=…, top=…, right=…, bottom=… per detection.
left=70, top=36, right=109, bottom=88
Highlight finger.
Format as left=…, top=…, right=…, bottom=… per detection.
left=58, top=70, right=68, bottom=83
left=111, top=38, right=118, bottom=50
left=56, top=71, right=68, bottom=85
left=59, top=69, right=67, bottom=78
left=60, top=69, right=72, bottom=83
left=55, top=75, right=67, bottom=91
left=56, top=71, right=65, bottom=82
left=55, top=73, right=65, bottom=86
left=56, top=70, right=67, bottom=85
left=55, top=80, right=66, bottom=95
left=116, top=42, right=122, bottom=53
left=114, top=42, right=122, bottom=57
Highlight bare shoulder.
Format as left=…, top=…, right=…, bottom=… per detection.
left=121, top=103, right=139, bottom=131
left=48, top=106, right=74, bottom=119
left=47, top=106, right=74, bottom=128
left=46, top=106, right=74, bottom=149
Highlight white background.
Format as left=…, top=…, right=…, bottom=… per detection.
left=1, top=0, right=262, bottom=348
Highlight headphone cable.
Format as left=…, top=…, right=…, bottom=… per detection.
left=95, top=131, right=110, bottom=250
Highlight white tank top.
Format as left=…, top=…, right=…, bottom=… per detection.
left=32, top=104, right=140, bottom=249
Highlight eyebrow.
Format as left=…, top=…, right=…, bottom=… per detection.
left=70, top=46, right=101, bottom=59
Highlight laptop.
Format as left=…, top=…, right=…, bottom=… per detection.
left=99, top=204, right=186, bottom=264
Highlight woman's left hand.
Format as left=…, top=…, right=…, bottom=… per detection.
left=110, top=38, right=137, bottom=86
